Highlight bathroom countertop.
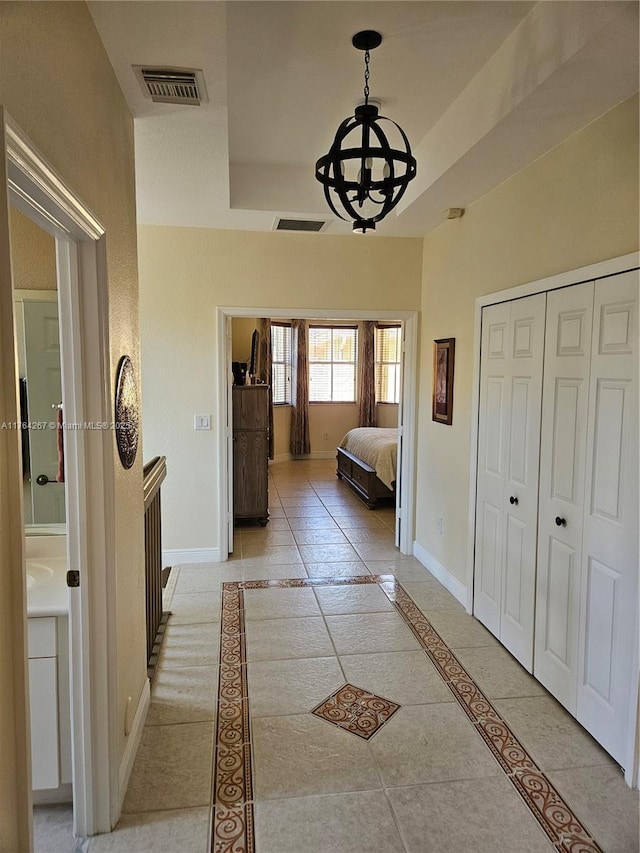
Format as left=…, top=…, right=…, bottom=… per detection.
left=27, top=557, right=70, bottom=617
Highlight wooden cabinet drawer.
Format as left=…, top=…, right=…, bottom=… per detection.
left=337, top=453, right=352, bottom=479
left=351, top=465, right=369, bottom=489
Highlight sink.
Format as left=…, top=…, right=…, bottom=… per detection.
left=26, top=561, right=55, bottom=590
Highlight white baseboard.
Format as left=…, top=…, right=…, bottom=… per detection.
left=162, top=547, right=221, bottom=566
left=32, top=783, right=73, bottom=805
left=412, top=541, right=467, bottom=607
left=118, top=678, right=150, bottom=810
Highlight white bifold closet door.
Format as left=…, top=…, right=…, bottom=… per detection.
left=535, top=271, right=638, bottom=764
left=534, top=282, right=594, bottom=709
left=474, top=293, right=546, bottom=671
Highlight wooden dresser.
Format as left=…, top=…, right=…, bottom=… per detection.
left=232, top=384, right=269, bottom=525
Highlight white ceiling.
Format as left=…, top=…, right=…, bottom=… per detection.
left=89, top=1, right=639, bottom=238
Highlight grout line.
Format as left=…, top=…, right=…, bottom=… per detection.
left=382, top=785, right=411, bottom=853
left=311, top=587, right=348, bottom=685
left=144, top=717, right=217, bottom=727
left=120, top=801, right=213, bottom=818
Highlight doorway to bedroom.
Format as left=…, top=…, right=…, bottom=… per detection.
left=216, top=307, right=418, bottom=563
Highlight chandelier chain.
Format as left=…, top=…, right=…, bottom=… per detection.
left=363, top=50, right=370, bottom=105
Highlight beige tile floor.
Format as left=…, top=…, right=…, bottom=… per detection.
left=34, top=460, right=639, bottom=853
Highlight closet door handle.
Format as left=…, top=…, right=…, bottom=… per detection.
left=555, top=516, right=567, bottom=527
left=509, top=496, right=518, bottom=505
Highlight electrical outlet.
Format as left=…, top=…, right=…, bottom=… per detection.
left=323, top=431, right=329, bottom=440
left=437, top=516, right=444, bottom=535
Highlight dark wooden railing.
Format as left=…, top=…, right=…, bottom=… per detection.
left=143, top=456, right=167, bottom=671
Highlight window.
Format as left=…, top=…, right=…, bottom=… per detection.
left=376, top=325, right=402, bottom=403
left=270, top=323, right=292, bottom=404
left=308, top=326, right=358, bottom=402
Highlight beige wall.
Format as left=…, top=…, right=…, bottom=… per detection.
left=9, top=208, right=57, bottom=291
left=0, top=3, right=143, bottom=842
left=272, top=403, right=360, bottom=460
left=139, top=227, right=422, bottom=551
left=416, top=95, right=639, bottom=586
left=231, top=317, right=257, bottom=363
left=376, top=405, right=398, bottom=429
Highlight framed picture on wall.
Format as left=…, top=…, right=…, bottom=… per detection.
left=432, top=338, right=455, bottom=425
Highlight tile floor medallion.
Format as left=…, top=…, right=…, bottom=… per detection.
left=210, top=574, right=606, bottom=853
left=311, top=683, right=401, bottom=740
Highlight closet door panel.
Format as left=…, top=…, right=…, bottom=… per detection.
left=500, top=294, right=546, bottom=670
left=535, top=282, right=594, bottom=711
left=474, top=302, right=510, bottom=636
left=544, top=536, right=576, bottom=668
left=577, top=270, right=638, bottom=764
left=474, top=294, right=545, bottom=670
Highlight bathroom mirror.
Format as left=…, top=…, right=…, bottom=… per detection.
left=11, top=206, right=66, bottom=531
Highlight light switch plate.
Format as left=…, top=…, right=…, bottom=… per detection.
left=194, top=414, right=211, bottom=430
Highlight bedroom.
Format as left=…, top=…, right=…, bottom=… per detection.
left=232, top=317, right=399, bottom=471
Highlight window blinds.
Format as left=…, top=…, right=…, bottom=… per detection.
left=308, top=326, right=358, bottom=402
left=376, top=325, right=402, bottom=404
left=271, top=323, right=292, bottom=404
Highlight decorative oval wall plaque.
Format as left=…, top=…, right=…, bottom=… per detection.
left=114, top=355, right=139, bottom=470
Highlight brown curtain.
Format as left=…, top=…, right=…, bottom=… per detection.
left=359, top=320, right=377, bottom=427
left=258, top=318, right=274, bottom=459
left=290, top=319, right=311, bottom=455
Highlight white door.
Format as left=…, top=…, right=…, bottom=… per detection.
left=534, top=282, right=594, bottom=711
left=499, top=295, right=546, bottom=669
left=474, top=300, right=511, bottom=637
left=226, top=315, right=235, bottom=555
left=23, top=299, right=65, bottom=524
left=576, top=270, right=638, bottom=764
left=395, top=324, right=405, bottom=550
left=474, top=294, right=545, bottom=670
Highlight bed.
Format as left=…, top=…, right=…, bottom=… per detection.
left=336, top=427, right=398, bottom=508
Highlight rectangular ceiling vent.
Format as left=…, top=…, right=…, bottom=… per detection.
left=133, top=66, right=208, bottom=106
left=276, top=218, right=326, bottom=233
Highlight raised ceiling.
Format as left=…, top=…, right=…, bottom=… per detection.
left=89, top=1, right=639, bottom=238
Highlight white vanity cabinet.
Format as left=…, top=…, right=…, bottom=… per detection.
left=28, top=615, right=72, bottom=795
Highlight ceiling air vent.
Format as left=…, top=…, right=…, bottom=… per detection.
left=133, top=66, right=208, bottom=105
left=276, top=218, right=326, bottom=233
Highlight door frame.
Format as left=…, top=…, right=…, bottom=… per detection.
left=216, top=306, right=419, bottom=558
left=1, top=110, right=118, bottom=836
left=466, top=250, right=640, bottom=786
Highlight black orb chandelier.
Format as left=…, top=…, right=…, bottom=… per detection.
left=315, top=30, right=417, bottom=234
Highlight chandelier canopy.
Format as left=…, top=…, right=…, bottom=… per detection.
left=315, top=30, right=417, bottom=234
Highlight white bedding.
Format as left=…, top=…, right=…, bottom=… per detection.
left=339, top=427, right=398, bottom=490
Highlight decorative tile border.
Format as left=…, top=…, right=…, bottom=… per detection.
left=311, top=682, right=401, bottom=740
left=211, top=575, right=603, bottom=853
left=211, top=584, right=254, bottom=853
